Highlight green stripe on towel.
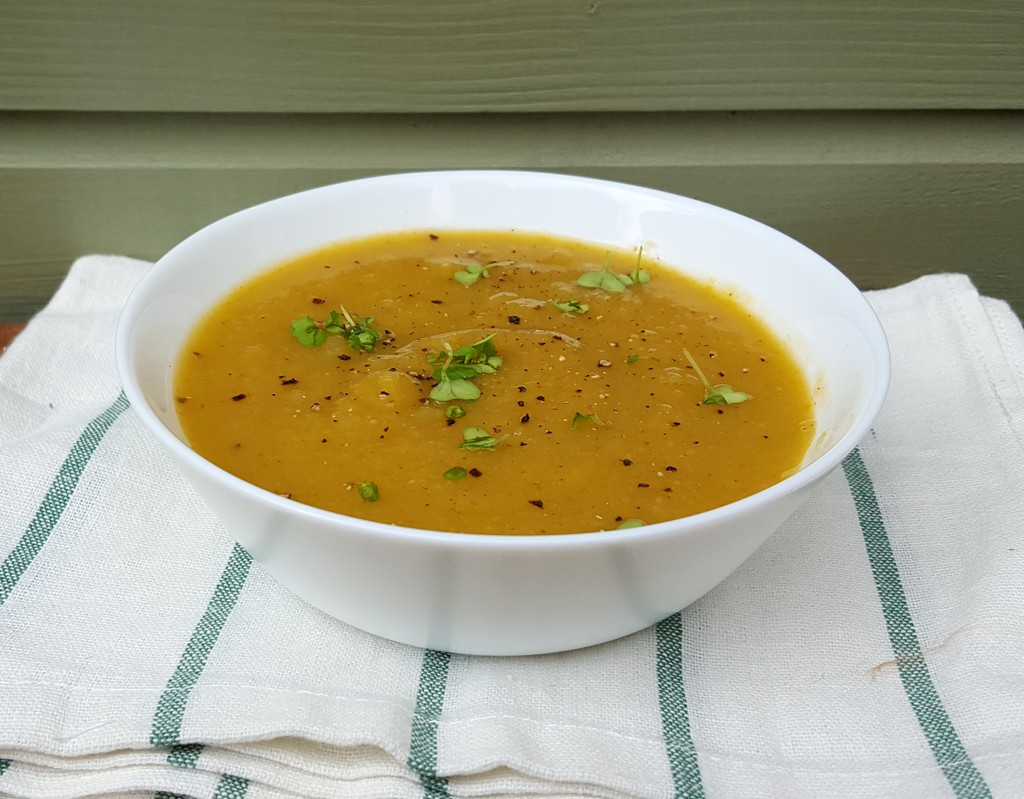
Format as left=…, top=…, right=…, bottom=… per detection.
left=150, top=544, right=253, bottom=747
left=408, top=649, right=453, bottom=799
left=213, top=773, right=250, bottom=799
left=0, top=392, right=129, bottom=607
left=167, top=742, right=204, bottom=768
left=656, top=613, right=706, bottom=799
left=843, top=448, right=991, bottom=799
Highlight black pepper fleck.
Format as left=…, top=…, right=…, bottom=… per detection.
left=529, top=499, right=544, bottom=508
left=469, top=468, right=483, bottom=478
left=622, top=458, right=633, bottom=466
left=508, top=315, right=521, bottom=325
left=521, top=413, right=530, bottom=423
left=231, top=394, right=246, bottom=401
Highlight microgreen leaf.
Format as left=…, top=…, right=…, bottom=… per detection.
left=428, top=333, right=502, bottom=401
left=443, top=466, right=468, bottom=480
left=289, top=316, right=326, bottom=347
left=629, top=246, right=651, bottom=285
left=452, top=260, right=511, bottom=286
left=289, top=305, right=380, bottom=352
left=571, top=412, right=602, bottom=428
left=453, top=266, right=486, bottom=286
left=445, top=405, right=466, bottom=420
left=626, top=353, right=644, bottom=364
left=617, top=519, right=645, bottom=529
left=430, top=376, right=481, bottom=402
left=356, top=481, right=380, bottom=501
left=323, top=310, right=346, bottom=336
left=551, top=299, right=590, bottom=314
left=577, top=254, right=627, bottom=293
left=460, top=427, right=505, bottom=450
left=682, top=348, right=751, bottom=406
left=577, top=251, right=648, bottom=293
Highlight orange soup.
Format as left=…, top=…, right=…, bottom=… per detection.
left=174, top=230, right=815, bottom=535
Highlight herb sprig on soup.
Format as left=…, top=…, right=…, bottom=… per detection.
left=174, top=230, right=815, bottom=535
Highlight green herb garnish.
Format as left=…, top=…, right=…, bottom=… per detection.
left=577, top=250, right=650, bottom=293
left=454, top=262, right=488, bottom=286
left=290, top=305, right=380, bottom=352
left=428, top=334, right=502, bottom=403
left=452, top=260, right=513, bottom=286
left=460, top=427, right=505, bottom=450
left=577, top=253, right=631, bottom=293
left=356, top=481, right=380, bottom=501
left=682, top=348, right=750, bottom=405
left=290, top=316, right=326, bottom=347
left=551, top=299, right=590, bottom=314
left=571, top=412, right=602, bottom=428
left=617, top=519, right=645, bottom=529
left=443, top=466, right=468, bottom=480
left=626, top=353, right=644, bottom=364
left=628, top=246, right=651, bottom=286
left=445, top=405, right=467, bottom=420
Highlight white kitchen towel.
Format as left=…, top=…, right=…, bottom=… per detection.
left=0, top=257, right=1021, bottom=799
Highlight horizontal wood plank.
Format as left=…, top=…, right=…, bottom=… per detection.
left=1, top=1, right=1022, bottom=112
left=1, top=110, right=1022, bottom=320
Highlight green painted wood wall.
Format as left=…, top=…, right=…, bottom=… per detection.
left=2, top=1, right=1023, bottom=319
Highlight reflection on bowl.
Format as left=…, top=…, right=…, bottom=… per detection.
left=116, top=171, right=889, bottom=656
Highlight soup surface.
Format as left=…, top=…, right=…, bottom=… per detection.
left=175, top=230, right=814, bottom=535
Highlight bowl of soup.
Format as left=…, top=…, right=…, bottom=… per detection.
left=116, top=170, right=889, bottom=655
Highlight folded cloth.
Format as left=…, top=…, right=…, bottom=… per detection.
left=1, top=257, right=1022, bottom=799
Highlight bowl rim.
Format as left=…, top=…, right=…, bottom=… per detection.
left=116, top=168, right=891, bottom=550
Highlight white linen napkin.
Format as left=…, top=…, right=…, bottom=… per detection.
left=1, top=257, right=1021, bottom=799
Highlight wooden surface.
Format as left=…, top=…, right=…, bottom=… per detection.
left=2, top=2, right=1022, bottom=321
left=1, top=1, right=1021, bottom=113
left=2, top=110, right=1022, bottom=321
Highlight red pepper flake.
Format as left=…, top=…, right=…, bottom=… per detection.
left=231, top=394, right=247, bottom=401
left=469, top=468, right=483, bottom=478
left=311, top=297, right=326, bottom=304
left=338, top=354, right=351, bottom=361
left=529, top=499, right=544, bottom=508
left=520, top=413, right=530, bottom=423
left=517, top=385, right=527, bottom=393
left=666, top=465, right=678, bottom=472
left=429, top=233, right=439, bottom=240
left=508, top=315, right=521, bottom=325
left=517, top=400, right=525, bottom=407
left=175, top=396, right=189, bottom=404
left=536, top=395, right=546, bottom=401
left=281, top=377, right=298, bottom=385
left=638, top=482, right=650, bottom=488
left=622, top=458, right=633, bottom=466
left=431, top=299, right=443, bottom=304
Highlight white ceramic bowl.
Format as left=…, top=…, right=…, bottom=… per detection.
left=116, top=170, right=889, bottom=656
